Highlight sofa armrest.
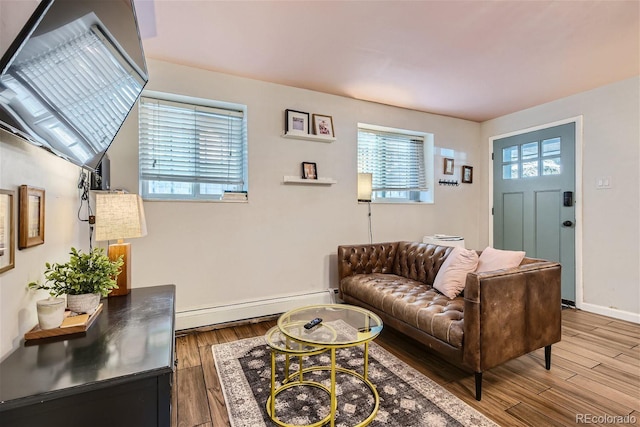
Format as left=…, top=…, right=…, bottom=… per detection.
left=337, top=242, right=399, bottom=280
left=462, top=260, right=562, bottom=372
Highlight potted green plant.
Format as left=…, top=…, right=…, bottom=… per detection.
left=29, top=247, right=123, bottom=314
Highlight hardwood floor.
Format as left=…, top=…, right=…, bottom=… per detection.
left=171, top=309, right=640, bottom=427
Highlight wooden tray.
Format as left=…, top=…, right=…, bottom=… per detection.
left=25, top=303, right=103, bottom=341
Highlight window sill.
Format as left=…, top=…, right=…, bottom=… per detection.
left=359, top=200, right=434, bottom=205
left=141, top=197, right=248, bottom=203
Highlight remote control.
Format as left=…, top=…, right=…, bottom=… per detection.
left=304, top=318, right=323, bottom=329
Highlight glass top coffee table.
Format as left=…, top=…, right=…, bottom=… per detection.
left=266, top=304, right=383, bottom=427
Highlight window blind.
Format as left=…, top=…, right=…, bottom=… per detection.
left=357, top=128, right=427, bottom=191
left=139, top=97, right=245, bottom=186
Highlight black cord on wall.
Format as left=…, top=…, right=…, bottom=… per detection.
left=368, top=201, right=373, bottom=244
left=77, top=169, right=94, bottom=250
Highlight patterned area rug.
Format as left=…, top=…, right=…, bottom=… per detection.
left=212, top=335, right=497, bottom=427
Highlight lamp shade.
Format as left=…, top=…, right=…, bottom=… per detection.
left=95, top=193, right=147, bottom=241
left=357, top=173, right=373, bottom=202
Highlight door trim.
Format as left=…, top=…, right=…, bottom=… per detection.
left=488, top=116, right=583, bottom=309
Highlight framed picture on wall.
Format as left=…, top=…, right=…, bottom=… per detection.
left=462, top=165, right=473, bottom=183
left=443, top=158, right=454, bottom=175
left=312, top=114, right=334, bottom=137
left=0, top=189, right=15, bottom=274
left=18, top=185, right=45, bottom=249
left=285, top=109, right=310, bottom=135
left=302, top=162, right=318, bottom=179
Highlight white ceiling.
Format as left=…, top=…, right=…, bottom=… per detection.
left=137, top=0, right=640, bottom=122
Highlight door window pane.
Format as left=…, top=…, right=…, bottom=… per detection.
left=542, top=138, right=561, bottom=157
left=522, top=161, right=539, bottom=178
left=503, top=164, right=518, bottom=179
left=503, top=145, right=518, bottom=162
left=543, top=157, right=561, bottom=175
left=522, top=142, right=538, bottom=160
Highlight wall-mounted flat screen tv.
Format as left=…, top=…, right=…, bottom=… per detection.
left=0, top=0, right=148, bottom=171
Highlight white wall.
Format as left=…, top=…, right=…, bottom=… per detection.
left=480, top=77, right=640, bottom=322
left=107, top=59, right=482, bottom=329
left=0, top=132, right=88, bottom=360
left=1, top=59, right=637, bottom=360
left=0, top=0, right=89, bottom=360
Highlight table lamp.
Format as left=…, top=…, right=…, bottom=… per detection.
left=95, top=193, right=147, bottom=296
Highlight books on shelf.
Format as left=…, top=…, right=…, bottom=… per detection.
left=433, top=234, right=463, bottom=241
left=222, top=191, right=248, bottom=201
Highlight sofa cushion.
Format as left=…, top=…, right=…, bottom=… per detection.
left=433, top=246, right=479, bottom=299
left=476, top=246, right=526, bottom=272
left=340, top=273, right=464, bottom=348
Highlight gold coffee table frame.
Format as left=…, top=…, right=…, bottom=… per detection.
left=265, top=326, right=333, bottom=427
left=267, top=304, right=383, bottom=427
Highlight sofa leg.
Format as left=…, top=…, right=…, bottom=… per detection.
left=545, top=345, right=552, bottom=370
left=474, top=372, right=482, bottom=401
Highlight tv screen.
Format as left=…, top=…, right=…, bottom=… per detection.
left=0, top=0, right=148, bottom=171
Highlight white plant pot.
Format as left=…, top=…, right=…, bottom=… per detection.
left=66, top=293, right=101, bottom=314
left=36, top=297, right=66, bottom=329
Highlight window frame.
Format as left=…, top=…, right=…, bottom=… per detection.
left=138, top=91, right=248, bottom=202
left=357, top=123, right=434, bottom=204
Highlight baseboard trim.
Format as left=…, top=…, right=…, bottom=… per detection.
left=176, top=293, right=639, bottom=330
left=175, top=289, right=338, bottom=331
left=578, top=302, right=640, bottom=324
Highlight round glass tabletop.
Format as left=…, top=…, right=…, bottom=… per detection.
left=264, top=326, right=326, bottom=354
left=277, top=304, right=383, bottom=347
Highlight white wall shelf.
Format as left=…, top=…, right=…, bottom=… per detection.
left=281, top=132, right=335, bottom=143
left=283, top=176, right=337, bottom=185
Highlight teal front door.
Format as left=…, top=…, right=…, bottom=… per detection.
left=493, top=123, right=576, bottom=304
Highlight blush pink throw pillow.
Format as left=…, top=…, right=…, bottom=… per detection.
left=433, top=246, right=479, bottom=299
left=476, top=246, right=525, bottom=273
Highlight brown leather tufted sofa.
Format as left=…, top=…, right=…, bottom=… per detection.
left=337, top=241, right=562, bottom=400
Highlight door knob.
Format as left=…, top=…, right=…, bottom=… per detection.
left=563, top=220, right=574, bottom=227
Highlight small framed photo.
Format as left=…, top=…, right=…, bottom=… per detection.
left=443, top=158, right=454, bottom=175
left=285, top=109, right=310, bottom=134
left=462, top=165, right=473, bottom=184
left=302, top=162, right=318, bottom=180
left=0, top=189, right=15, bottom=274
left=312, top=114, right=334, bottom=138
left=18, top=185, right=45, bottom=249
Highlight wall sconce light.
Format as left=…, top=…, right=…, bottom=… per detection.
left=95, top=193, right=147, bottom=296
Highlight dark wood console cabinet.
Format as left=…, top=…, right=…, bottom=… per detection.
left=0, top=285, right=175, bottom=427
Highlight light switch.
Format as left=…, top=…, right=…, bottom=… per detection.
left=596, top=176, right=612, bottom=189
